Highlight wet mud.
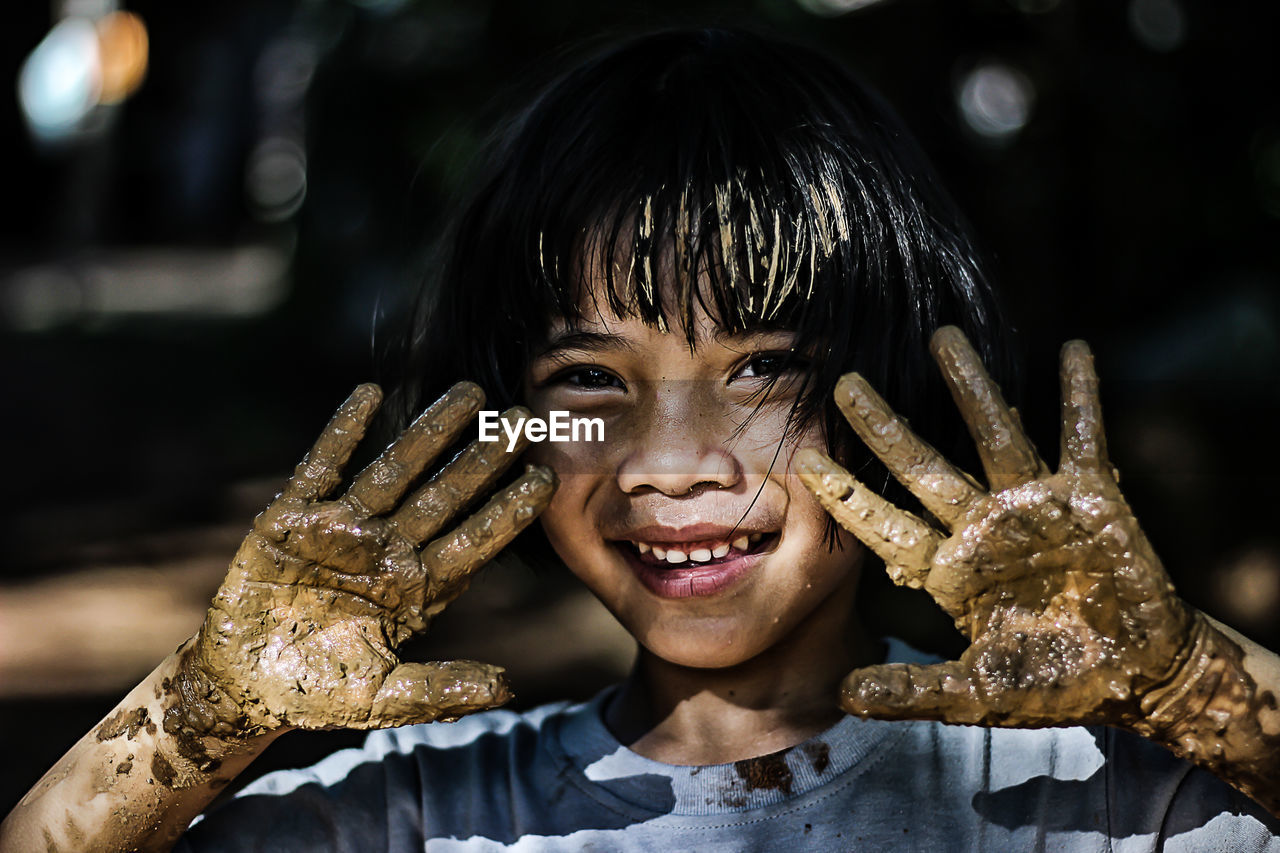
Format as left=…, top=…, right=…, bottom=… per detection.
left=734, top=752, right=794, bottom=795
left=802, top=741, right=830, bottom=775
left=798, top=327, right=1280, bottom=817
left=1, top=383, right=558, bottom=851
left=1135, top=616, right=1280, bottom=813
left=95, top=707, right=154, bottom=742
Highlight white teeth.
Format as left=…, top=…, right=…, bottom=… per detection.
left=637, top=537, right=763, bottom=563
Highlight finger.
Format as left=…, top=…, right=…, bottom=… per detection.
left=834, top=372, right=984, bottom=528
left=366, top=661, right=512, bottom=728
left=420, top=465, right=558, bottom=614
left=1058, top=340, right=1110, bottom=473
left=930, top=325, right=1049, bottom=490
left=282, top=384, right=383, bottom=502
left=796, top=448, right=941, bottom=590
left=345, top=382, right=486, bottom=515
left=841, top=661, right=990, bottom=725
left=391, top=407, right=533, bottom=545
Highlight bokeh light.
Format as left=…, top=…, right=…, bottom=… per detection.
left=17, top=17, right=102, bottom=141
left=794, top=0, right=890, bottom=17
left=0, top=242, right=292, bottom=331
left=254, top=36, right=318, bottom=107
left=246, top=138, right=308, bottom=222
left=1129, top=0, right=1186, bottom=52
left=96, top=11, right=149, bottom=104
left=957, top=61, right=1035, bottom=142
left=17, top=10, right=150, bottom=143
left=1214, top=549, right=1280, bottom=630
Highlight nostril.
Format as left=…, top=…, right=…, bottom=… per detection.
left=615, top=448, right=745, bottom=496
left=669, top=481, right=722, bottom=498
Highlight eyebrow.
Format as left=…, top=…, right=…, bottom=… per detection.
left=535, top=330, right=641, bottom=357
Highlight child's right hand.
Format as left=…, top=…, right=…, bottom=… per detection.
left=170, top=382, right=556, bottom=740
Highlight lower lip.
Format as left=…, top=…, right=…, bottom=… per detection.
left=616, top=542, right=768, bottom=598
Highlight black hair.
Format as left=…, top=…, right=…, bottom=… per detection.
left=379, top=27, right=1015, bottom=543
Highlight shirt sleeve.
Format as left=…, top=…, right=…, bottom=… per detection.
left=1105, top=726, right=1280, bottom=853
left=173, top=730, right=418, bottom=853
left=172, top=705, right=550, bottom=853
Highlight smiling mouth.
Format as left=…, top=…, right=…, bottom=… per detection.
left=613, top=532, right=778, bottom=598
left=617, top=532, right=776, bottom=567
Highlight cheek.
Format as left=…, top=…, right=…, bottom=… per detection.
left=535, top=473, right=586, bottom=542
left=785, top=478, right=863, bottom=579
left=523, top=425, right=613, bottom=479
left=789, top=475, right=840, bottom=535
left=531, top=471, right=607, bottom=579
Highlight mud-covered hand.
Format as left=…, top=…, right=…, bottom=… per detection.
left=797, top=327, right=1280, bottom=814
left=173, top=383, right=556, bottom=741
left=796, top=326, right=1200, bottom=729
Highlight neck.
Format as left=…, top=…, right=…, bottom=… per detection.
left=605, top=581, right=878, bottom=765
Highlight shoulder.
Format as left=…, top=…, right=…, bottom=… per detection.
left=177, top=699, right=586, bottom=852
left=879, top=715, right=1280, bottom=848
left=237, top=698, right=581, bottom=800
left=875, top=641, right=1279, bottom=847
left=368, top=699, right=578, bottom=759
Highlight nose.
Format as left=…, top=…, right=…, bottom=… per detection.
left=615, top=382, right=743, bottom=496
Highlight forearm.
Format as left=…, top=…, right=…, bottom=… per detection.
left=1132, top=611, right=1280, bottom=817
left=0, top=639, right=283, bottom=853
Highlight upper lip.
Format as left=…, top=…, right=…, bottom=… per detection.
left=616, top=523, right=771, bottom=543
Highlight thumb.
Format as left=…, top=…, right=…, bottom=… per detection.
left=841, top=661, right=989, bottom=726
left=366, top=661, right=512, bottom=728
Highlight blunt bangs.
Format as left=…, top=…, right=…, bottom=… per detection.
left=381, top=27, right=1014, bottom=505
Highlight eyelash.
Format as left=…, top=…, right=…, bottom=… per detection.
left=542, top=351, right=804, bottom=390
left=552, top=366, right=626, bottom=390
left=733, top=351, right=804, bottom=381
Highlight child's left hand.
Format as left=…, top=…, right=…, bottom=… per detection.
left=797, top=326, right=1196, bottom=728
left=798, top=327, right=1280, bottom=816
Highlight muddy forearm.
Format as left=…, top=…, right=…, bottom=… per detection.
left=0, top=639, right=283, bottom=853
left=1131, top=611, right=1280, bottom=817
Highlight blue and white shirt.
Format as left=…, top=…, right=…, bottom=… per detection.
left=178, top=641, right=1280, bottom=852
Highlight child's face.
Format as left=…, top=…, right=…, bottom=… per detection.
left=523, top=287, right=864, bottom=670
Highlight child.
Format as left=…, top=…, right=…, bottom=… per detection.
left=4, top=27, right=1279, bottom=852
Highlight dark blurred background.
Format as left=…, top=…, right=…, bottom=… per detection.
left=2, top=0, right=1278, bottom=814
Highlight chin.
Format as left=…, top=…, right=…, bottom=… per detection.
left=634, top=618, right=776, bottom=670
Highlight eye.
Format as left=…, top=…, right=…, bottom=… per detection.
left=734, top=352, right=802, bottom=381
left=556, top=366, right=626, bottom=390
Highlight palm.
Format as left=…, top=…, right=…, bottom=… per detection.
left=799, top=327, right=1195, bottom=728
left=178, top=383, right=556, bottom=736
left=201, top=502, right=420, bottom=728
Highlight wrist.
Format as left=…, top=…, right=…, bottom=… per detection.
left=1127, top=610, right=1277, bottom=805
left=1125, top=610, right=1280, bottom=814
left=163, top=635, right=290, bottom=776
